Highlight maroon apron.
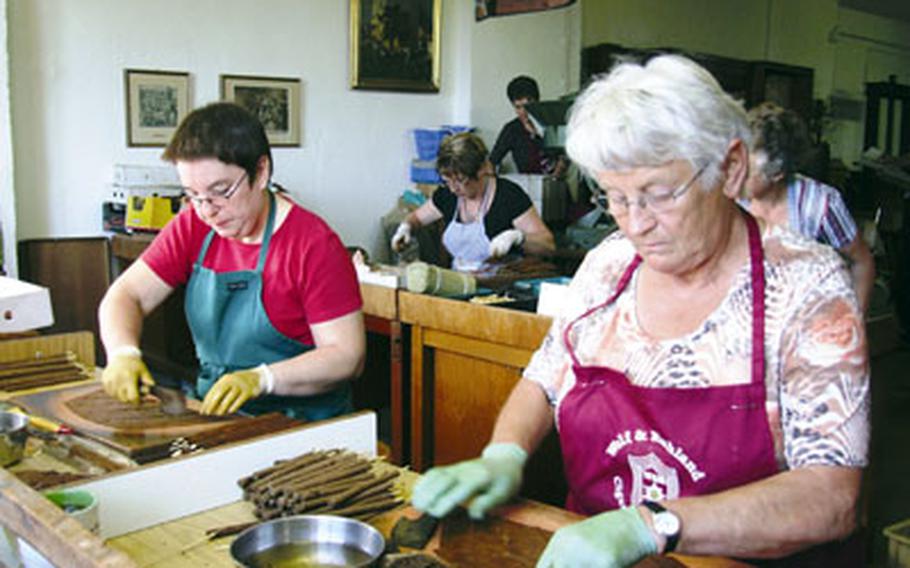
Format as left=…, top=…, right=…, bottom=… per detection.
left=558, top=213, right=777, bottom=514
left=556, top=213, right=863, bottom=566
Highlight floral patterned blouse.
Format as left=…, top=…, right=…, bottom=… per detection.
left=524, top=224, right=870, bottom=469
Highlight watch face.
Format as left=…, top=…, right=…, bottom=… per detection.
left=654, top=512, right=681, bottom=536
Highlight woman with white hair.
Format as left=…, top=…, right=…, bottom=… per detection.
left=410, top=55, right=869, bottom=567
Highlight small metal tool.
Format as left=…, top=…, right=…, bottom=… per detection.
left=149, top=384, right=187, bottom=416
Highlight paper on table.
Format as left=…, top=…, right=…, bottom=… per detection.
left=536, top=281, right=571, bottom=318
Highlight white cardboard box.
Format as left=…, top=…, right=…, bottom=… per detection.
left=0, top=277, right=54, bottom=333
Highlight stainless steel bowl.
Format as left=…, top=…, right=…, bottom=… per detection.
left=231, top=515, right=386, bottom=568
left=0, top=411, right=29, bottom=467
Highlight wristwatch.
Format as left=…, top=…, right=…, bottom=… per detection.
left=641, top=500, right=682, bottom=553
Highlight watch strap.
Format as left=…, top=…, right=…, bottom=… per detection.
left=641, top=500, right=680, bottom=553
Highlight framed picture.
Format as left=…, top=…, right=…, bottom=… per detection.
left=124, top=69, right=190, bottom=147
left=221, top=74, right=301, bottom=147
left=349, top=0, right=441, bottom=93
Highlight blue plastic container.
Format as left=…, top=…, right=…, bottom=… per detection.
left=413, top=129, right=447, bottom=161
left=410, top=160, right=442, bottom=184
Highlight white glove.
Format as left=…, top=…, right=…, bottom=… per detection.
left=489, top=229, right=524, bottom=257
left=391, top=222, right=412, bottom=252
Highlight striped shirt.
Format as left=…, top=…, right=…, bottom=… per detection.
left=788, top=174, right=857, bottom=250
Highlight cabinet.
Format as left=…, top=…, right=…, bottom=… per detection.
left=400, top=291, right=567, bottom=506
left=581, top=43, right=814, bottom=121
left=17, top=238, right=111, bottom=363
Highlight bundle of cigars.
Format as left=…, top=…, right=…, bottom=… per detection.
left=204, top=448, right=403, bottom=539
left=0, top=352, right=89, bottom=391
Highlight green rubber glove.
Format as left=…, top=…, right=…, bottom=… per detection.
left=200, top=368, right=264, bottom=416
left=411, top=442, right=527, bottom=520
left=536, top=507, right=658, bottom=568
left=101, top=352, right=154, bottom=405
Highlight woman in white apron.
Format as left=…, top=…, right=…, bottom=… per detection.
left=391, top=133, right=554, bottom=271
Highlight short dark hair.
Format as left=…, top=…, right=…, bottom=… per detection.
left=436, top=132, right=488, bottom=180
left=748, top=102, right=810, bottom=184
left=162, top=102, right=272, bottom=183
left=507, top=75, right=539, bottom=102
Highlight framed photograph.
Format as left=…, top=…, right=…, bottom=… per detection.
left=221, top=74, right=301, bottom=147
left=124, top=69, right=190, bottom=147
left=349, top=0, right=441, bottom=93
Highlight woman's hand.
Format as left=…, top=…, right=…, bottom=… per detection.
left=411, top=442, right=527, bottom=519
left=200, top=367, right=266, bottom=415
left=489, top=229, right=525, bottom=257
left=391, top=222, right=412, bottom=252
left=101, top=349, right=154, bottom=405
left=536, top=507, right=657, bottom=568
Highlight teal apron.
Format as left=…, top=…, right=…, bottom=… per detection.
left=184, top=192, right=352, bottom=421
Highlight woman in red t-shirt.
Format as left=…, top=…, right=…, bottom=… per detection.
left=99, top=103, right=364, bottom=420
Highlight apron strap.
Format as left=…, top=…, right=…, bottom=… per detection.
left=562, top=255, right=642, bottom=367
left=255, top=191, right=278, bottom=273
left=744, top=212, right=766, bottom=385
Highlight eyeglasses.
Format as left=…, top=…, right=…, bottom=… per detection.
left=441, top=174, right=471, bottom=189
left=183, top=171, right=248, bottom=208
left=594, top=165, right=707, bottom=216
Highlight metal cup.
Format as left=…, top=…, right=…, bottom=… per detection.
left=0, top=411, right=29, bottom=467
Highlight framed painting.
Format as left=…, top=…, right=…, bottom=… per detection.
left=221, top=74, right=301, bottom=147
left=350, top=0, right=441, bottom=93
left=124, top=69, right=190, bottom=147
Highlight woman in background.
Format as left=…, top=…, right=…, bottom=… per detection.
left=392, top=132, right=554, bottom=271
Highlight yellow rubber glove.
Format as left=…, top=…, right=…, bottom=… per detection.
left=200, top=366, right=268, bottom=416
left=411, top=442, right=527, bottom=520
left=101, top=350, right=154, bottom=405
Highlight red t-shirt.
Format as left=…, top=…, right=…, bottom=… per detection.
left=141, top=200, right=362, bottom=346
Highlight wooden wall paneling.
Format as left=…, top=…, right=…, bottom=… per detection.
left=17, top=238, right=111, bottom=363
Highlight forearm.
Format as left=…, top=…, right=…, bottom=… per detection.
left=98, top=285, right=146, bottom=354
left=522, top=230, right=555, bottom=255
left=850, top=257, right=874, bottom=314
left=668, top=466, right=861, bottom=558
left=841, top=236, right=875, bottom=314
left=267, top=311, right=366, bottom=397
left=489, top=378, right=554, bottom=455
left=268, top=345, right=364, bottom=396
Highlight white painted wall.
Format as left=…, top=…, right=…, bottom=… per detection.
left=0, top=0, right=15, bottom=276
left=7, top=1, right=579, bottom=261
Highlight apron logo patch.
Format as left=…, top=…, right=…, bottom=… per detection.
left=605, top=429, right=707, bottom=483
left=226, top=281, right=249, bottom=292
left=629, top=452, right=680, bottom=503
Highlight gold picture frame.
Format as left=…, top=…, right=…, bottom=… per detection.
left=124, top=69, right=190, bottom=147
left=221, top=74, right=302, bottom=147
left=349, top=0, right=441, bottom=93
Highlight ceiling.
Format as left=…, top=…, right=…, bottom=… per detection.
left=839, top=0, right=910, bottom=24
